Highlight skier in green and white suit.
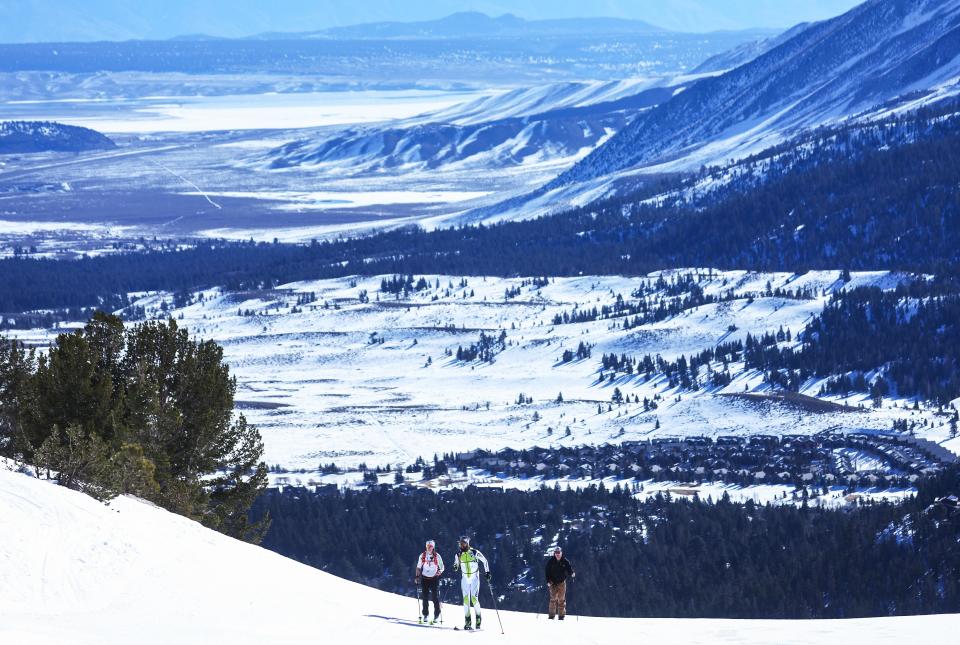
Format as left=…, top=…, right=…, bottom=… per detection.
left=452, top=536, right=490, bottom=630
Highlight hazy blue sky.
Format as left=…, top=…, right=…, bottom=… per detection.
left=0, top=0, right=865, bottom=42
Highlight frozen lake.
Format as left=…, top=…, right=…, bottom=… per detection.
left=1, top=88, right=489, bottom=133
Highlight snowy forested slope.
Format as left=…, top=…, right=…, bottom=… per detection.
left=2, top=463, right=958, bottom=644
left=15, top=269, right=958, bottom=479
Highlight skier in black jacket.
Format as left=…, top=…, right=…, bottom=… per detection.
left=544, top=546, right=575, bottom=619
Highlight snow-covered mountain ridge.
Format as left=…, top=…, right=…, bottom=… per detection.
left=2, top=462, right=958, bottom=643
left=257, top=81, right=678, bottom=173
left=555, top=0, right=960, bottom=185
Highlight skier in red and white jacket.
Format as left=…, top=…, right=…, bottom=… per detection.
left=415, top=539, right=445, bottom=624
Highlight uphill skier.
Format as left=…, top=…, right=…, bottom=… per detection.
left=415, top=539, right=445, bottom=624
left=452, top=536, right=490, bottom=630
left=545, top=546, right=575, bottom=620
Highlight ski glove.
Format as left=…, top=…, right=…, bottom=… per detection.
left=484, top=572, right=491, bottom=581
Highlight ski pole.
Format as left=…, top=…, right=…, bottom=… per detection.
left=573, top=578, right=578, bottom=622
left=440, top=580, right=445, bottom=624
left=570, top=576, right=579, bottom=622
left=415, top=578, right=422, bottom=620
left=485, top=575, right=505, bottom=635
left=566, top=576, right=580, bottom=623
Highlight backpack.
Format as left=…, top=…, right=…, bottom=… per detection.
left=420, top=551, right=441, bottom=570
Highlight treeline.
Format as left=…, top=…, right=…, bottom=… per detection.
left=604, top=280, right=960, bottom=404
left=553, top=275, right=812, bottom=327
left=0, top=313, right=268, bottom=541
left=599, top=336, right=756, bottom=390
left=4, top=101, right=960, bottom=315
left=0, top=293, right=131, bottom=331
left=691, top=97, right=960, bottom=208
left=750, top=286, right=960, bottom=405
left=250, top=469, right=960, bottom=619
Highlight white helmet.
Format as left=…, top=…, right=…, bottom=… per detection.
left=425, top=539, right=436, bottom=548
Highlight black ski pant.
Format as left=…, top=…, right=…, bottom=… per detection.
left=421, top=576, right=441, bottom=618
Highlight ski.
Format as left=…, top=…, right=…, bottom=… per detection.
left=381, top=617, right=453, bottom=630
left=454, top=623, right=481, bottom=631
left=416, top=617, right=442, bottom=626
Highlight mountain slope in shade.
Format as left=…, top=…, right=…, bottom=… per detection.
left=556, top=0, right=960, bottom=184
left=2, top=464, right=959, bottom=643
left=0, top=120, right=115, bottom=153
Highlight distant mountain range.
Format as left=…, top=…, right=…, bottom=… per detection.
left=255, top=0, right=960, bottom=186
left=552, top=0, right=960, bottom=187
left=0, top=1, right=856, bottom=43
left=0, top=121, right=115, bottom=153
left=249, top=12, right=668, bottom=40
left=0, top=24, right=769, bottom=81
left=250, top=0, right=960, bottom=198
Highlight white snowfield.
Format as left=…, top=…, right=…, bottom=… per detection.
left=8, top=89, right=489, bottom=134
left=141, top=270, right=957, bottom=471
left=13, top=268, right=958, bottom=480
left=2, top=465, right=958, bottom=645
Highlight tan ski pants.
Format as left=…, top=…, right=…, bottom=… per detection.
left=548, top=581, right=567, bottom=618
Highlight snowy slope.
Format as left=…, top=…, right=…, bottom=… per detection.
left=257, top=81, right=677, bottom=174
left=16, top=269, right=957, bottom=477
left=692, top=22, right=813, bottom=74
left=2, top=464, right=958, bottom=644
left=424, top=79, right=678, bottom=126
left=557, top=0, right=960, bottom=184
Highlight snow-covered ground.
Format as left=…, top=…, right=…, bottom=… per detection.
left=2, top=89, right=490, bottom=134
left=15, top=268, right=956, bottom=478
left=2, top=463, right=957, bottom=644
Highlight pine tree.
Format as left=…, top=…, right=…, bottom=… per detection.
left=0, top=313, right=268, bottom=542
